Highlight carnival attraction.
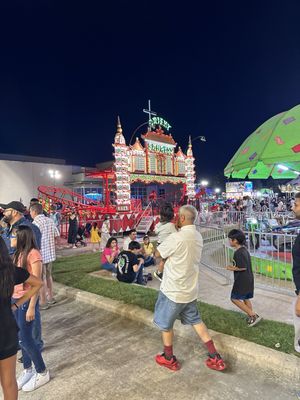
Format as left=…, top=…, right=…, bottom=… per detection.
left=224, top=104, right=300, bottom=179
left=38, top=105, right=197, bottom=234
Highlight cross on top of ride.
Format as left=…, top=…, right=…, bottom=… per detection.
left=143, top=99, right=157, bottom=131
left=143, top=100, right=172, bottom=132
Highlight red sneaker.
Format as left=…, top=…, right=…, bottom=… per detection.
left=205, top=353, right=226, bottom=371
left=155, top=353, right=181, bottom=371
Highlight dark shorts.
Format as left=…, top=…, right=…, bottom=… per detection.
left=0, top=325, right=18, bottom=360
left=231, top=291, right=253, bottom=300
left=153, top=291, right=202, bottom=331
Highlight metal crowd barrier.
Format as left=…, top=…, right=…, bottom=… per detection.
left=197, top=210, right=294, bottom=229
left=197, top=224, right=297, bottom=295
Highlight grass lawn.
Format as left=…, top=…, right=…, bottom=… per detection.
left=53, top=252, right=298, bottom=356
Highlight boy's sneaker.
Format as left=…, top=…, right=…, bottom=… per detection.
left=147, top=272, right=153, bottom=281
left=248, top=314, right=262, bottom=327
left=206, top=353, right=226, bottom=371
left=47, top=299, right=56, bottom=306
left=154, top=270, right=163, bottom=282
left=155, top=353, right=180, bottom=371
left=17, top=369, right=35, bottom=390
left=22, top=370, right=50, bottom=392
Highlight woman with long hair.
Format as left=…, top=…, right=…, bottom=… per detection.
left=100, top=237, right=119, bottom=273
left=11, top=226, right=50, bottom=392
left=0, top=236, right=42, bottom=400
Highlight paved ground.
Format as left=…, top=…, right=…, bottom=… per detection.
left=16, top=298, right=298, bottom=400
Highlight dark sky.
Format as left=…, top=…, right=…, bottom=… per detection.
left=1, top=0, right=300, bottom=185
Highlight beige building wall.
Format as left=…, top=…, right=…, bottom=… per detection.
left=0, top=160, right=73, bottom=206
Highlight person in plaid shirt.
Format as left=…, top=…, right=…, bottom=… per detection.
left=30, top=203, right=60, bottom=309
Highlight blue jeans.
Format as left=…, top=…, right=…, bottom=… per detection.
left=101, top=262, right=117, bottom=273
left=144, top=256, right=155, bottom=267
left=32, top=306, right=44, bottom=352
left=134, top=264, right=144, bottom=285
left=13, top=299, right=46, bottom=373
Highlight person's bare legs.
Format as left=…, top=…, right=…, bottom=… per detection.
left=161, top=329, right=173, bottom=346
left=192, top=321, right=212, bottom=343
left=231, top=299, right=255, bottom=317
left=39, top=264, right=48, bottom=306
left=244, top=299, right=253, bottom=312
left=46, top=268, right=53, bottom=301
left=0, top=355, right=18, bottom=400
left=157, top=259, right=165, bottom=273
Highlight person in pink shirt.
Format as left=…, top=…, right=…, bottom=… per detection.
left=101, top=237, right=119, bottom=273
left=11, top=226, right=50, bottom=392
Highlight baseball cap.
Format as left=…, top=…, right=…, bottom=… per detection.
left=0, top=201, right=26, bottom=214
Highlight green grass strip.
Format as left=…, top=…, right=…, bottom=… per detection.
left=53, top=253, right=298, bottom=356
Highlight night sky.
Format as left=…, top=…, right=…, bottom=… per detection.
left=1, top=1, right=300, bottom=186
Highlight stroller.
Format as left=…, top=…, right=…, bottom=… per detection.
left=75, top=225, right=88, bottom=247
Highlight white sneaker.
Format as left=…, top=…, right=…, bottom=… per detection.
left=22, top=370, right=50, bottom=392
left=17, top=369, right=35, bottom=390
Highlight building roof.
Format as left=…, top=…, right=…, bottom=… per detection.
left=0, top=152, right=66, bottom=165
left=130, top=138, right=144, bottom=151
left=95, top=160, right=115, bottom=171
left=175, top=147, right=185, bottom=158
left=142, top=128, right=176, bottom=145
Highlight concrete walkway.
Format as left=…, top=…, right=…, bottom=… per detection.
left=17, top=298, right=297, bottom=400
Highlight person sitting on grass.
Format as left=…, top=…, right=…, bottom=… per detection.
left=116, top=241, right=145, bottom=285
left=226, top=229, right=262, bottom=327
left=100, top=237, right=119, bottom=273
left=142, top=235, right=155, bottom=267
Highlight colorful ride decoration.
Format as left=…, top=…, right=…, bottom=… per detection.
left=112, top=116, right=196, bottom=210
left=224, top=104, right=300, bottom=179
left=38, top=107, right=198, bottom=233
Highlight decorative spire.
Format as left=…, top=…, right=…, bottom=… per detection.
left=114, top=116, right=126, bottom=145
left=187, top=135, right=193, bottom=157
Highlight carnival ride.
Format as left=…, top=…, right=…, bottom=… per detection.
left=37, top=106, right=197, bottom=235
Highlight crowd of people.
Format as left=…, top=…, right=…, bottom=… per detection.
left=1, top=193, right=300, bottom=399
left=0, top=199, right=59, bottom=398
left=210, top=195, right=296, bottom=214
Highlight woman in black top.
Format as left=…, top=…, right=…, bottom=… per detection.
left=67, top=211, right=78, bottom=248
left=0, top=237, right=42, bottom=400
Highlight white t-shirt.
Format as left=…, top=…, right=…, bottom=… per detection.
left=123, top=236, right=135, bottom=251
left=155, top=222, right=177, bottom=244
left=158, top=225, right=203, bottom=303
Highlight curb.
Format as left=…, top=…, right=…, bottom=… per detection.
left=54, top=282, right=300, bottom=383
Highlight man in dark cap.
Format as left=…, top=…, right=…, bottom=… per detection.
left=0, top=201, right=41, bottom=254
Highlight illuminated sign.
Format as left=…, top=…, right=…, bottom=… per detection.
left=149, top=117, right=172, bottom=131
left=147, top=142, right=174, bottom=155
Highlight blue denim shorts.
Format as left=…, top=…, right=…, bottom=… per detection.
left=231, top=291, right=253, bottom=300
left=153, top=291, right=202, bottom=331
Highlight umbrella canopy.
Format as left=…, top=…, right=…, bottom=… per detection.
left=224, top=104, right=300, bottom=179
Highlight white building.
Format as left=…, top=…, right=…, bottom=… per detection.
left=0, top=153, right=74, bottom=205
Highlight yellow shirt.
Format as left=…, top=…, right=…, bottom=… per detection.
left=143, top=242, right=154, bottom=256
